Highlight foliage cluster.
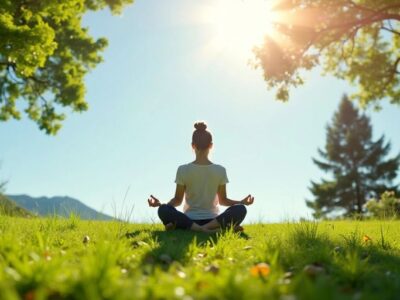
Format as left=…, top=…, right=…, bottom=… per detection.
left=255, top=0, right=400, bottom=106
left=0, top=218, right=399, bottom=299
left=365, top=191, right=400, bottom=219
left=0, top=0, right=133, bottom=134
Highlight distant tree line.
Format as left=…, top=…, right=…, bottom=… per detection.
left=365, top=191, right=400, bottom=219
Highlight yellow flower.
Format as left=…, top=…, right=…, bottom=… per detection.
left=363, top=235, right=372, bottom=242
left=250, top=263, right=271, bottom=277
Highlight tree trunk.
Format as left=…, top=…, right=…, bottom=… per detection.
left=355, top=174, right=362, bottom=214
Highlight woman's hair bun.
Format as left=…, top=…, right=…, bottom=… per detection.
left=194, top=121, right=207, bottom=131
left=192, top=121, right=212, bottom=150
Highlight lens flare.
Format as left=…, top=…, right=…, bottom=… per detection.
left=200, top=0, right=280, bottom=60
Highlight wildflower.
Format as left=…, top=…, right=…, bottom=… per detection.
left=303, top=264, right=325, bottom=277
left=174, top=287, right=185, bottom=297
left=197, top=253, right=207, bottom=258
left=177, top=270, right=187, bottom=278
left=195, top=281, right=209, bottom=290
left=363, top=235, right=372, bottom=243
left=333, top=246, right=342, bottom=253
left=83, top=235, right=90, bottom=244
left=250, top=263, right=271, bottom=277
left=43, top=251, right=52, bottom=261
left=283, top=271, right=294, bottom=279
left=204, top=264, right=220, bottom=274
left=24, top=291, right=35, bottom=300
left=159, top=254, right=172, bottom=264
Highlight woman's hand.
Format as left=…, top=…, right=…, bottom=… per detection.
left=148, top=195, right=162, bottom=207
left=240, top=195, right=255, bottom=206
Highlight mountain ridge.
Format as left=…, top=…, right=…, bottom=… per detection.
left=7, top=194, right=114, bottom=220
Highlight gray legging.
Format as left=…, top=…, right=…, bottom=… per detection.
left=158, top=204, right=247, bottom=229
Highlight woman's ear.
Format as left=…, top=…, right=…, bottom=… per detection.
left=191, top=143, right=196, bottom=150
left=209, top=143, right=213, bottom=150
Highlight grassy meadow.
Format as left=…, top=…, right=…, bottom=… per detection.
left=0, top=217, right=399, bottom=300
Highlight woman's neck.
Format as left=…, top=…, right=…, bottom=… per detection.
left=193, top=151, right=212, bottom=165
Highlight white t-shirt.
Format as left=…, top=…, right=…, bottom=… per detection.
left=175, top=163, right=229, bottom=220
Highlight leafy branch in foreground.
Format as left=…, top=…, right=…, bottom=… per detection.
left=254, top=0, right=400, bottom=107
left=0, top=0, right=133, bottom=134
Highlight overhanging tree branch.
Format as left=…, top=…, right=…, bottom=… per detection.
left=381, top=26, right=400, bottom=36
left=258, top=1, right=400, bottom=105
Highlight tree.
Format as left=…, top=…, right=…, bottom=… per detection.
left=254, top=0, right=400, bottom=107
left=0, top=0, right=133, bottom=134
left=306, top=96, right=400, bottom=218
left=365, top=191, right=400, bottom=219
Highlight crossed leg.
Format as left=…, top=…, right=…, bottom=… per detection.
left=202, top=205, right=247, bottom=231
left=157, top=204, right=218, bottom=233
left=158, top=204, right=247, bottom=232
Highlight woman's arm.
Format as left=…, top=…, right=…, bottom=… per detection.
left=217, top=184, right=255, bottom=206
left=166, top=184, right=185, bottom=207
left=148, top=184, right=185, bottom=207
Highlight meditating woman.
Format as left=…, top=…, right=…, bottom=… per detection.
left=147, top=122, right=254, bottom=233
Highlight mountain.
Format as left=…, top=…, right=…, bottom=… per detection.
left=0, top=194, right=33, bottom=217
left=7, top=194, right=114, bottom=220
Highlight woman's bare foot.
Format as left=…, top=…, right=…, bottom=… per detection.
left=189, top=222, right=220, bottom=233
left=234, top=225, right=244, bottom=232
left=202, top=227, right=221, bottom=234
left=202, top=219, right=221, bottom=230
left=165, top=222, right=175, bottom=231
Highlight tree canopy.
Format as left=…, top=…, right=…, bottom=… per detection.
left=307, top=96, right=400, bottom=219
left=0, top=0, right=133, bottom=134
left=254, top=0, right=400, bottom=107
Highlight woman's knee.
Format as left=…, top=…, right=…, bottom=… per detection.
left=233, top=204, right=247, bottom=218
left=158, top=204, right=173, bottom=218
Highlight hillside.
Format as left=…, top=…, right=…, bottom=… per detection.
left=7, top=194, right=113, bottom=220
left=0, top=194, right=32, bottom=217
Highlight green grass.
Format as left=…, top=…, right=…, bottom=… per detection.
left=0, top=217, right=399, bottom=300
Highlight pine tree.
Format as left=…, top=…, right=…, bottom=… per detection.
left=306, top=96, right=400, bottom=218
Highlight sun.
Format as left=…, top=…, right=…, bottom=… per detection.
left=200, top=0, right=280, bottom=61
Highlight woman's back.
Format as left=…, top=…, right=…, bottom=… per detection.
left=176, top=163, right=228, bottom=219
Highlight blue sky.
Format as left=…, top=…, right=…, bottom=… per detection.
left=1, top=0, right=400, bottom=223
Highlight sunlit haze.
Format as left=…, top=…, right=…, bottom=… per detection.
left=199, top=0, right=279, bottom=60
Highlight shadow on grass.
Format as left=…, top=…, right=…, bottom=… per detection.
left=126, top=228, right=249, bottom=269
left=144, top=230, right=214, bottom=264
